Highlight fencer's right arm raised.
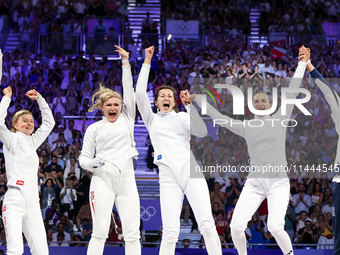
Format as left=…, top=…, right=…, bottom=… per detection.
left=307, top=62, right=340, bottom=122
left=0, top=87, right=15, bottom=151
left=135, top=46, right=155, bottom=129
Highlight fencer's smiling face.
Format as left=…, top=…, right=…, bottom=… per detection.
left=252, top=93, right=272, bottom=117
left=155, top=89, right=175, bottom=113
left=14, top=114, right=34, bottom=136
left=102, top=97, right=122, bottom=123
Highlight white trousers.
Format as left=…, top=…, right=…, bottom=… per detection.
left=230, top=177, right=293, bottom=255
left=87, top=159, right=141, bottom=255
left=158, top=162, right=222, bottom=255
left=3, top=187, right=48, bottom=255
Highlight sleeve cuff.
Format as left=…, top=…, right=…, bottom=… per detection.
left=298, top=61, right=308, bottom=67
left=184, top=103, right=191, bottom=112
left=122, top=64, right=131, bottom=69
left=3, top=96, right=11, bottom=103
left=142, top=63, right=151, bottom=68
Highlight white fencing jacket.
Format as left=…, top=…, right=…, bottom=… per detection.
left=0, top=96, right=55, bottom=191
left=195, top=61, right=308, bottom=179
left=80, top=65, right=138, bottom=171
left=136, top=64, right=207, bottom=177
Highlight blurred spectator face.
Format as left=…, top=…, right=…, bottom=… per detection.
left=0, top=229, right=5, bottom=241
left=57, top=223, right=65, bottom=234
left=298, top=184, right=305, bottom=193
left=0, top=174, right=5, bottom=183
left=301, top=212, right=307, bottom=221
left=51, top=156, right=58, bottom=165
left=212, top=203, right=219, bottom=212
left=101, top=97, right=122, bottom=123
left=155, top=89, right=176, bottom=113
left=57, top=233, right=65, bottom=242
left=324, top=188, right=331, bottom=197
left=46, top=179, right=53, bottom=187
left=328, top=196, right=333, bottom=205
left=70, top=158, right=76, bottom=166
left=217, top=213, right=224, bottom=221
left=183, top=239, right=190, bottom=248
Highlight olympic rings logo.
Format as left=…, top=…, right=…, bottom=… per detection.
left=140, top=206, right=156, bottom=221
left=173, top=24, right=192, bottom=32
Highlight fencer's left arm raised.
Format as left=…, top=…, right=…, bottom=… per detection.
left=116, top=45, right=136, bottom=119
left=308, top=63, right=340, bottom=123
left=32, top=94, right=55, bottom=149
left=122, top=60, right=136, bottom=119
left=276, top=60, right=308, bottom=120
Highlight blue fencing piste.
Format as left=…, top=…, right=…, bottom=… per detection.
left=5, top=247, right=333, bottom=255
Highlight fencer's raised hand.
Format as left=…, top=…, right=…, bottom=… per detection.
left=89, top=157, right=105, bottom=170
left=25, top=89, right=41, bottom=100
left=180, top=90, right=190, bottom=106
left=114, top=45, right=129, bottom=60
left=298, top=45, right=310, bottom=62
left=145, top=46, right=155, bottom=59
left=3, top=86, right=12, bottom=98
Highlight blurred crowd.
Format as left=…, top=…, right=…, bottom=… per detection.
left=160, top=0, right=340, bottom=35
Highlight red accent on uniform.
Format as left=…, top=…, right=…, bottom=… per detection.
left=16, top=180, right=25, bottom=186
left=91, top=202, right=95, bottom=215
left=2, top=206, right=6, bottom=212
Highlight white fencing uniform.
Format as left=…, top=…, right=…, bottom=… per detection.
left=79, top=65, right=141, bottom=255
left=195, top=61, right=308, bottom=255
left=309, top=69, right=340, bottom=254
left=0, top=96, right=55, bottom=255
left=136, top=64, right=222, bottom=255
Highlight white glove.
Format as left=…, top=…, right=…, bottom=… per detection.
left=89, top=157, right=105, bottom=170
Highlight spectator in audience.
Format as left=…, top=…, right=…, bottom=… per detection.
left=322, top=196, right=333, bottom=215
left=210, top=182, right=225, bottom=210
left=292, top=183, right=312, bottom=214
left=285, top=206, right=296, bottom=243
left=212, top=202, right=220, bottom=219
left=227, top=197, right=238, bottom=223
left=225, top=176, right=242, bottom=213
left=59, top=178, right=77, bottom=218
left=45, top=200, right=61, bottom=231
left=311, top=205, right=322, bottom=224
left=52, top=223, right=71, bottom=243
left=297, top=219, right=317, bottom=246
left=310, top=182, right=323, bottom=213
left=50, top=232, right=69, bottom=247
left=41, top=178, right=57, bottom=220
left=82, top=217, right=93, bottom=242
left=317, top=212, right=334, bottom=249
left=76, top=203, right=91, bottom=232
left=44, top=155, right=63, bottom=177
left=63, top=157, right=81, bottom=182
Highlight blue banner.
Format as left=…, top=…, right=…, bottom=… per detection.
left=140, top=199, right=162, bottom=231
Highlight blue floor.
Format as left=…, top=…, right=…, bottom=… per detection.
left=5, top=246, right=333, bottom=255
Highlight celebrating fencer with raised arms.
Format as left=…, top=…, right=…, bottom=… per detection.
left=136, top=46, right=222, bottom=255
left=0, top=49, right=55, bottom=255
left=79, top=45, right=141, bottom=255
left=193, top=46, right=311, bottom=255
